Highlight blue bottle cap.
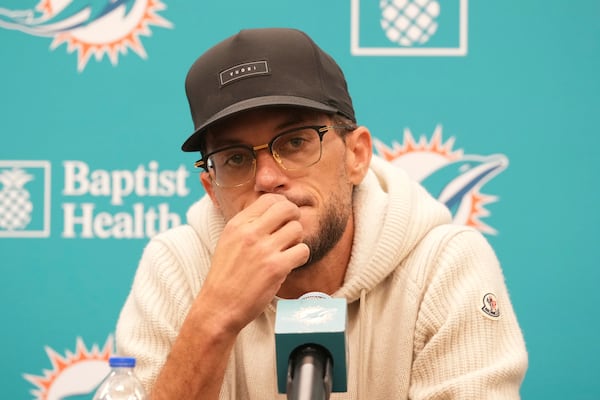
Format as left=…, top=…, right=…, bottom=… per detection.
left=109, top=356, right=136, bottom=368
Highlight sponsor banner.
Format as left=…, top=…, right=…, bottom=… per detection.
left=2, top=1, right=597, bottom=399
left=0, top=160, right=192, bottom=239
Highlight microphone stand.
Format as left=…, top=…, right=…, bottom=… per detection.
left=286, top=344, right=333, bottom=400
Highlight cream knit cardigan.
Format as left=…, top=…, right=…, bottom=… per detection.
left=116, top=156, right=528, bottom=399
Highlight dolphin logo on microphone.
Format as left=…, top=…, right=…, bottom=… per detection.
left=293, top=305, right=338, bottom=326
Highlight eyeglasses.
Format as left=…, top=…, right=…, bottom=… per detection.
left=194, top=125, right=354, bottom=188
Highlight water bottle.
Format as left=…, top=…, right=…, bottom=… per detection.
left=93, top=356, right=148, bottom=400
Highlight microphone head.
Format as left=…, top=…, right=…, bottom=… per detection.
left=298, top=291, right=331, bottom=300
left=274, top=294, right=348, bottom=393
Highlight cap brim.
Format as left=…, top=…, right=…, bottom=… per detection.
left=181, top=95, right=338, bottom=152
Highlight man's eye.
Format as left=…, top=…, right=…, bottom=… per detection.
left=278, top=131, right=313, bottom=154
left=223, top=151, right=251, bottom=167
left=287, top=136, right=308, bottom=149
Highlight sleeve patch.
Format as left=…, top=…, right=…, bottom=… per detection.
left=480, top=292, right=501, bottom=320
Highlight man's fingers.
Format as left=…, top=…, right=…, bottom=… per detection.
left=241, top=193, right=290, bottom=220
left=238, top=194, right=301, bottom=234
left=282, top=242, right=311, bottom=271
left=268, top=219, right=303, bottom=251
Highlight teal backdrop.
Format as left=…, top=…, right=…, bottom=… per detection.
left=1, top=0, right=598, bottom=398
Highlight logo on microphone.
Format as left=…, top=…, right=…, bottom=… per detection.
left=0, top=161, right=51, bottom=238
left=375, top=125, right=508, bottom=235
left=0, top=0, right=173, bottom=71
left=293, top=306, right=338, bottom=326
left=351, top=0, right=468, bottom=56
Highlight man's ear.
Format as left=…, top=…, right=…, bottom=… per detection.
left=200, top=172, right=221, bottom=210
left=344, top=126, right=373, bottom=185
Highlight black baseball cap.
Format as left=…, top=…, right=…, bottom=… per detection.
left=181, top=28, right=356, bottom=152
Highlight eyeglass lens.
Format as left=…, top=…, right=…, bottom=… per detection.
left=207, top=126, right=325, bottom=187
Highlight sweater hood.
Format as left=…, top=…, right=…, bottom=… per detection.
left=334, top=156, right=451, bottom=302
left=186, top=155, right=451, bottom=303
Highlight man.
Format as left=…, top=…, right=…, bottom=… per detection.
left=116, top=28, right=528, bottom=399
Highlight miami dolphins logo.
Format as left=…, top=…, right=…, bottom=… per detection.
left=0, top=0, right=172, bottom=71
left=375, top=125, right=508, bottom=234
left=23, top=335, right=114, bottom=399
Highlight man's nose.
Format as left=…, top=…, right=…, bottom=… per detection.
left=253, top=149, right=286, bottom=192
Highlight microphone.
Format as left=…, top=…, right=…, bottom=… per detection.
left=275, top=292, right=348, bottom=399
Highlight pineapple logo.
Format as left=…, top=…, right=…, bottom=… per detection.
left=0, top=161, right=51, bottom=238
left=375, top=125, right=508, bottom=234
left=0, top=168, right=34, bottom=231
left=351, top=0, right=468, bottom=56
left=380, top=0, right=440, bottom=47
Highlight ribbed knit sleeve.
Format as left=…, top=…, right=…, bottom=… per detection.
left=409, top=228, right=528, bottom=399
left=115, top=225, right=208, bottom=392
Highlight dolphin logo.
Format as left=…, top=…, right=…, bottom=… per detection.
left=23, top=336, right=114, bottom=400
left=0, top=0, right=136, bottom=36
left=375, top=125, right=508, bottom=234
left=422, top=154, right=508, bottom=214
left=0, top=0, right=172, bottom=71
left=293, top=306, right=337, bottom=326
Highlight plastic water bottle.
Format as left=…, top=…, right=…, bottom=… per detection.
left=93, top=356, right=148, bottom=400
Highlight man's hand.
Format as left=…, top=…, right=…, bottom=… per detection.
left=151, top=194, right=310, bottom=400
left=196, top=193, right=311, bottom=334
